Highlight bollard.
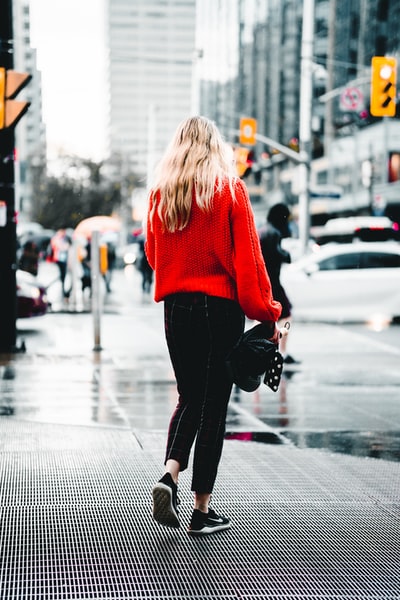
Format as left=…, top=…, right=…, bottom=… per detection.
left=91, top=231, right=102, bottom=351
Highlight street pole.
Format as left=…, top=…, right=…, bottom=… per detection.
left=91, top=231, right=102, bottom=351
left=0, top=0, right=17, bottom=353
left=298, top=0, right=315, bottom=255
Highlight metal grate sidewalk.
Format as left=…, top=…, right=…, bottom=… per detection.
left=0, top=420, right=399, bottom=599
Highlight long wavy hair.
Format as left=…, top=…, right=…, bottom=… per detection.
left=149, top=116, right=238, bottom=232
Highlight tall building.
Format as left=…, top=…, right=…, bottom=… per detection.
left=107, top=0, right=197, bottom=180
left=12, top=0, right=45, bottom=220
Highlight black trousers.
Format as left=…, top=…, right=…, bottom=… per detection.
left=164, top=293, right=245, bottom=494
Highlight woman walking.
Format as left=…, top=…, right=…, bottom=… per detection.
left=145, top=116, right=282, bottom=536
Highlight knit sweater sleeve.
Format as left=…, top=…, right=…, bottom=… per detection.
left=231, top=180, right=282, bottom=322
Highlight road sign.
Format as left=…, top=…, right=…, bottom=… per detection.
left=340, top=87, right=364, bottom=112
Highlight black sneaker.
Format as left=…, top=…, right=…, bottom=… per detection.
left=152, top=473, right=180, bottom=528
left=188, top=508, right=231, bottom=536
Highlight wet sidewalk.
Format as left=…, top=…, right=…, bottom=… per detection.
left=0, top=267, right=399, bottom=599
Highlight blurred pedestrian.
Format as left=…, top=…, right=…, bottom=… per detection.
left=49, top=228, right=71, bottom=298
left=103, top=242, right=116, bottom=293
left=145, top=116, right=282, bottom=536
left=136, top=235, right=153, bottom=294
left=80, top=239, right=92, bottom=294
left=259, top=203, right=299, bottom=365
left=18, top=240, right=39, bottom=276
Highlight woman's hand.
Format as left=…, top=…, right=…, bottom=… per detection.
left=262, top=322, right=280, bottom=344
left=270, top=324, right=282, bottom=345
left=264, top=321, right=290, bottom=345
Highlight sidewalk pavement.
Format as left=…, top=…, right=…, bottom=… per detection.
left=0, top=268, right=399, bottom=599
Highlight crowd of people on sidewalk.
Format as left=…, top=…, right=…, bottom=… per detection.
left=17, top=225, right=156, bottom=305
left=17, top=228, right=120, bottom=301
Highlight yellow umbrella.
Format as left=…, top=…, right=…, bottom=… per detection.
left=74, top=216, right=121, bottom=239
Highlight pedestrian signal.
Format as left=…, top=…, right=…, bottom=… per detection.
left=0, top=68, right=32, bottom=129
left=239, top=117, right=257, bottom=146
left=370, top=56, right=397, bottom=117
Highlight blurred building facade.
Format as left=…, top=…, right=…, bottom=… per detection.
left=197, top=0, right=400, bottom=224
left=12, top=0, right=46, bottom=221
left=106, top=0, right=197, bottom=181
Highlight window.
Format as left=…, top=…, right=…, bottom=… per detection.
left=362, top=252, right=400, bottom=269
left=319, top=253, right=361, bottom=270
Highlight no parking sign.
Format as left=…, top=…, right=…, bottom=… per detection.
left=340, top=87, right=364, bottom=112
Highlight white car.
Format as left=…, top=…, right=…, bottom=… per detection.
left=280, top=242, right=400, bottom=323
left=310, top=216, right=400, bottom=244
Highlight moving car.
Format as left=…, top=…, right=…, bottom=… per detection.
left=310, top=216, right=400, bottom=245
left=16, top=270, right=49, bottom=319
left=280, top=242, right=400, bottom=323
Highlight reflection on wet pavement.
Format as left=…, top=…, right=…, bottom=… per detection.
left=1, top=266, right=400, bottom=464
left=282, top=430, right=400, bottom=462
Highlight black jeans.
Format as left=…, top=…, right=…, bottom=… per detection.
left=164, top=293, right=245, bottom=494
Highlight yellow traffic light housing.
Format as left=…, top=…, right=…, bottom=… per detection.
left=0, top=68, right=5, bottom=128
left=370, top=56, right=397, bottom=117
left=234, top=146, right=251, bottom=178
left=0, top=68, right=32, bottom=129
left=239, top=117, right=257, bottom=146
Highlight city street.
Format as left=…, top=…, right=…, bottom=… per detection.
left=2, top=2, right=400, bottom=597
left=11, top=261, right=400, bottom=463
left=1, top=262, right=399, bottom=599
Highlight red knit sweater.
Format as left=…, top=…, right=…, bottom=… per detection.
left=145, top=178, right=282, bottom=323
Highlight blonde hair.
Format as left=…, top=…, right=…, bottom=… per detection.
left=150, top=116, right=237, bottom=232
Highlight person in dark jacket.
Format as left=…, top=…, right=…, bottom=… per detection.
left=259, top=203, right=299, bottom=365
left=137, top=235, right=153, bottom=294
left=18, top=240, right=39, bottom=276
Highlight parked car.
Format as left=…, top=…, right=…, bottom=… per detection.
left=280, top=242, right=400, bottom=323
left=310, top=216, right=400, bottom=245
left=16, top=270, right=49, bottom=319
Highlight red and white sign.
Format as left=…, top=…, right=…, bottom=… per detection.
left=340, top=87, right=364, bottom=112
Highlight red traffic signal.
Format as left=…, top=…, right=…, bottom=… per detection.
left=0, top=68, right=32, bottom=129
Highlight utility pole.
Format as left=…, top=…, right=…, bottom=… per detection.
left=324, top=0, right=336, bottom=159
left=298, top=0, right=315, bottom=255
left=0, top=0, right=31, bottom=352
left=0, top=0, right=17, bottom=353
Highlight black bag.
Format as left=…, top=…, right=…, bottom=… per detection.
left=226, top=323, right=284, bottom=393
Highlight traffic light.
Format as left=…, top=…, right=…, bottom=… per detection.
left=239, top=117, right=257, bottom=146
left=370, top=56, right=397, bottom=117
left=0, top=68, right=31, bottom=129
left=234, top=146, right=253, bottom=178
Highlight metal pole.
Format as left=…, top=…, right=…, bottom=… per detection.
left=230, top=130, right=307, bottom=164
left=0, top=0, right=18, bottom=352
left=91, top=231, right=102, bottom=351
left=68, top=239, right=83, bottom=313
left=298, top=0, right=315, bottom=255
